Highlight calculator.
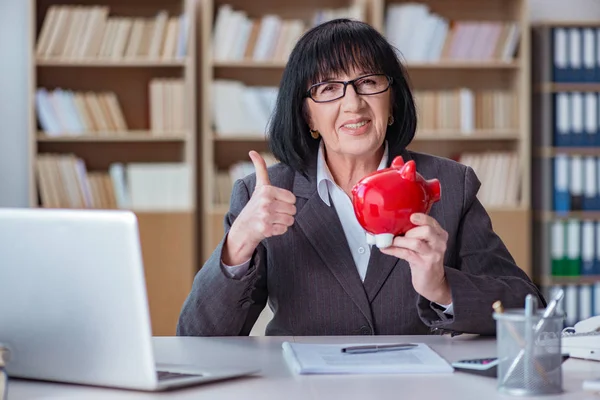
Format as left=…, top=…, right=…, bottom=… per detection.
left=451, top=357, right=499, bottom=378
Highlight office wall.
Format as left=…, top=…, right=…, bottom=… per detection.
left=0, top=0, right=30, bottom=207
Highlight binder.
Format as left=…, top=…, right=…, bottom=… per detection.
left=554, top=93, right=571, bottom=146
left=569, top=155, right=584, bottom=210
left=583, top=28, right=596, bottom=82
left=569, top=28, right=583, bottom=82
left=579, top=285, right=593, bottom=322
left=595, top=222, right=600, bottom=275
left=551, top=220, right=567, bottom=276
left=566, top=219, right=582, bottom=276
left=584, top=92, right=598, bottom=146
left=571, top=92, right=584, bottom=146
left=552, top=27, right=569, bottom=82
left=583, top=156, right=598, bottom=210
left=596, top=28, right=600, bottom=82
left=565, top=284, right=579, bottom=327
left=553, top=154, right=570, bottom=212
left=581, top=220, right=595, bottom=275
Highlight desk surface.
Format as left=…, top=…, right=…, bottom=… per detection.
left=8, top=335, right=600, bottom=400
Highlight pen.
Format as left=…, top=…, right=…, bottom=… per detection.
left=341, top=343, right=418, bottom=354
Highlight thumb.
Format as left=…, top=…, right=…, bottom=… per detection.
left=249, top=150, right=270, bottom=187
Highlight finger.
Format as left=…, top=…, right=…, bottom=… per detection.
left=380, top=246, right=423, bottom=264
left=391, top=236, right=432, bottom=255
left=269, top=213, right=295, bottom=227
left=271, top=200, right=297, bottom=216
left=410, top=213, right=441, bottom=229
left=271, top=187, right=296, bottom=204
left=405, top=225, right=445, bottom=243
left=249, top=150, right=271, bottom=187
left=270, top=224, right=289, bottom=236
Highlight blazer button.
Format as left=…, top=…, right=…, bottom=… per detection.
left=360, top=326, right=371, bottom=335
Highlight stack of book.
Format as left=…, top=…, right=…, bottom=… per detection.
left=456, top=151, right=521, bottom=207
left=36, top=88, right=127, bottom=135
left=385, top=3, right=520, bottom=62
left=36, top=154, right=191, bottom=211
left=414, top=89, right=517, bottom=133
left=149, top=78, right=186, bottom=133
left=211, top=4, right=365, bottom=62
left=36, top=5, right=188, bottom=61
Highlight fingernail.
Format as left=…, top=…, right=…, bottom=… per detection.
left=410, top=214, right=422, bottom=223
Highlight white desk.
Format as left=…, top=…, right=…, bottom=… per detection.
left=8, top=335, right=600, bottom=399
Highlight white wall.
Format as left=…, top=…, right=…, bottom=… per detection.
left=0, top=0, right=31, bottom=207
left=530, top=0, right=600, bottom=22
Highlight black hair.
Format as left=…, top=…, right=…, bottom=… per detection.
left=267, top=18, right=417, bottom=174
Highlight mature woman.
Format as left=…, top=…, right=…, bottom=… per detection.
left=177, top=19, right=544, bottom=337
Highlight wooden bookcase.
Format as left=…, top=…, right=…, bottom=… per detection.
left=199, top=0, right=533, bottom=277
left=30, top=0, right=199, bottom=335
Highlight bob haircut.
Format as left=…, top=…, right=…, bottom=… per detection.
left=268, top=18, right=417, bottom=175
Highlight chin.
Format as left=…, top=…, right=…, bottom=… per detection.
left=338, top=136, right=383, bottom=156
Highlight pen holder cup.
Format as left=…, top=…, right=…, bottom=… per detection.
left=493, top=310, right=565, bottom=396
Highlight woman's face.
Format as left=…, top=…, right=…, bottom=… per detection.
left=305, top=68, right=392, bottom=159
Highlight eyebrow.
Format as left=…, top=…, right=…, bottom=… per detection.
left=318, top=71, right=374, bottom=83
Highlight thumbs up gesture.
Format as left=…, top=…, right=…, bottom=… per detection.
left=224, top=151, right=297, bottom=264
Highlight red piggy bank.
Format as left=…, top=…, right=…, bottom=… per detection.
left=351, top=156, right=441, bottom=248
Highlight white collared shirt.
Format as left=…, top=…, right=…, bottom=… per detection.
left=223, top=141, right=453, bottom=315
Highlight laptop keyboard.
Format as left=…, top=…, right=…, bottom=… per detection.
left=157, top=370, right=203, bottom=381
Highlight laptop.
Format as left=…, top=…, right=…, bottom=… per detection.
left=0, top=208, right=258, bottom=391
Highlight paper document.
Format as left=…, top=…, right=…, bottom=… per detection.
left=282, top=342, right=454, bottom=375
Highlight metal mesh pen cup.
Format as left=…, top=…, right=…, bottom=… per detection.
left=493, top=310, right=565, bottom=396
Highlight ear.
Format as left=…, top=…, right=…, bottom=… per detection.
left=302, top=101, right=314, bottom=130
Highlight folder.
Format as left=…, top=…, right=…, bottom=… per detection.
left=554, top=93, right=570, bottom=146
left=579, top=284, right=593, bottom=321
left=571, top=92, right=585, bottom=146
left=553, top=154, right=570, bottom=212
left=565, top=284, right=579, bottom=327
left=582, top=156, right=598, bottom=210
left=552, top=27, right=569, bottom=82
left=584, top=93, right=598, bottom=146
left=595, top=222, right=600, bottom=275
left=569, top=28, right=583, bottom=82
left=581, top=220, right=595, bottom=275
left=566, top=219, right=582, bottom=276
left=582, top=28, right=596, bottom=82
left=551, top=220, right=567, bottom=276
left=569, top=155, right=584, bottom=210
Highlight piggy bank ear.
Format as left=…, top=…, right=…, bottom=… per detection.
left=391, top=156, right=405, bottom=169
left=400, top=160, right=416, bottom=181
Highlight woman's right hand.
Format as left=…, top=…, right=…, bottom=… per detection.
left=222, top=151, right=297, bottom=265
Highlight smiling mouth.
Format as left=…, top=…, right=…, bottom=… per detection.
left=342, top=120, right=370, bottom=129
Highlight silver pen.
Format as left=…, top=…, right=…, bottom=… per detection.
left=341, top=343, right=418, bottom=354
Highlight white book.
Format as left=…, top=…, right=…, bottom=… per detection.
left=282, top=342, right=454, bottom=375
left=212, top=5, right=233, bottom=60
left=252, top=15, right=282, bottom=61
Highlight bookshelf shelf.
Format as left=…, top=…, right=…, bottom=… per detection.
left=37, top=132, right=188, bottom=142
left=538, top=83, right=600, bottom=93
left=536, top=147, right=600, bottom=158
left=36, top=58, right=188, bottom=67
left=213, top=60, right=521, bottom=70
left=542, top=275, right=600, bottom=286
left=536, top=211, right=600, bottom=221
left=213, top=130, right=521, bottom=142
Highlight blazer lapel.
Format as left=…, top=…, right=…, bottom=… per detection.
left=293, top=167, right=374, bottom=327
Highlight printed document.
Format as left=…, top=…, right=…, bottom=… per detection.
left=282, top=342, right=454, bottom=374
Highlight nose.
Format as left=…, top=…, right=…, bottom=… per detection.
left=341, top=83, right=362, bottom=111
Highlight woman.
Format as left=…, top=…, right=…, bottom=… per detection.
left=177, top=19, right=544, bottom=336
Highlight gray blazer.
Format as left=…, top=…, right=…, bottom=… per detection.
left=177, top=148, right=544, bottom=336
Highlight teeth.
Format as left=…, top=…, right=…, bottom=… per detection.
left=343, top=120, right=368, bottom=129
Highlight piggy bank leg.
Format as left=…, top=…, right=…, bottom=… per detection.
left=375, top=233, right=394, bottom=248
left=365, top=232, right=376, bottom=245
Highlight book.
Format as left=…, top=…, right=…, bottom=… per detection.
left=281, top=342, right=454, bottom=375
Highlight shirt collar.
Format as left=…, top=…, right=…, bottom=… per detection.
left=316, top=141, right=389, bottom=206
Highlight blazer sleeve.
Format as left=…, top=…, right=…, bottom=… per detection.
left=176, top=179, right=268, bottom=336
left=416, top=166, right=546, bottom=336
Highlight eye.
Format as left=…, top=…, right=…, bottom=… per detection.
left=319, top=84, right=337, bottom=93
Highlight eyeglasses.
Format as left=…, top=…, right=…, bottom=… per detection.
left=305, top=73, right=393, bottom=103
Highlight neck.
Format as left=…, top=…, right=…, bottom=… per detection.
left=324, top=145, right=385, bottom=196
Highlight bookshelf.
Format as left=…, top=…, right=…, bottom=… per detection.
left=199, top=0, right=533, bottom=278
left=30, top=0, right=198, bottom=335
left=532, top=22, right=600, bottom=326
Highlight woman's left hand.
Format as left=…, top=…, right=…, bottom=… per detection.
left=379, top=213, right=452, bottom=305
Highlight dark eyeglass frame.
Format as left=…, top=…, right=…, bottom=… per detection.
left=304, top=73, right=393, bottom=103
